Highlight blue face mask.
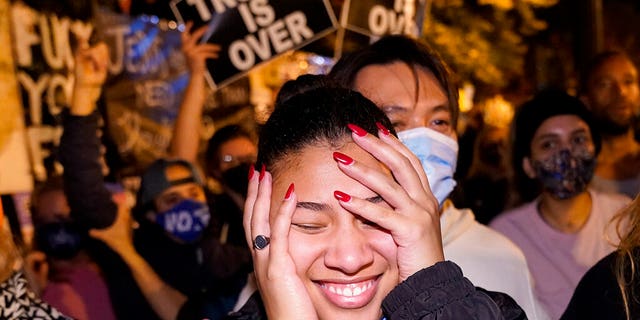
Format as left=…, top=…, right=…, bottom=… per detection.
left=398, top=127, right=459, bottom=206
left=155, top=199, right=211, bottom=244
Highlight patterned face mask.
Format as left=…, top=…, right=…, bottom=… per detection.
left=531, top=148, right=596, bottom=200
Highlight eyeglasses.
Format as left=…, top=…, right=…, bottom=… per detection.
left=220, top=154, right=257, bottom=167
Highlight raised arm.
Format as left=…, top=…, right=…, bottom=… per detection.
left=168, top=22, right=220, bottom=161
left=59, top=41, right=117, bottom=229
left=89, top=195, right=187, bottom=320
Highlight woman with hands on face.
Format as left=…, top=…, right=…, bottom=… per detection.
left=229, top=75, right=525, bottom=320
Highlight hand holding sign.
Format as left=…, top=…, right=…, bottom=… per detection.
left=181, top=21, right=221, bottom=75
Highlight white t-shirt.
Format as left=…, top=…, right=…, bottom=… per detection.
left=490, top=189, right=631, bottom=319
left=441, top=201, right=548, bottom=320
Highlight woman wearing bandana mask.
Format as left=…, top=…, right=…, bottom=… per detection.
left=490, top=90, right=633, bottom=319
left=330, top=35, right=546, bottom=319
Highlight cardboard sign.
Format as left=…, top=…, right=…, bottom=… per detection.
left=341, top=0, right=422, bottom=37
left=170, top=0, right=338, bottom=89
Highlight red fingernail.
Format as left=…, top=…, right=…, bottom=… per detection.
left=285, top=183, right=295, bottom=200
left=248, top=164, right=255, bottom=180
left=376, top=122, right=390, bottom=136
left=259, top=164, right=266, bottom=181
left=333, top=152, right=354, bottom=165
left=347, top=124, right=367, bottom=137
left=334, top=190, right=352, bottom=202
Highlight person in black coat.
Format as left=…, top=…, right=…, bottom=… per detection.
left=562, top=194, right=640, bottom=320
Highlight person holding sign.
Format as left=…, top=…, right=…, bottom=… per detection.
left=229, top=75, right=525, bottom=319
left=59, top=33, right=251, bottom=320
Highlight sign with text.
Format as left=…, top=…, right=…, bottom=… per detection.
left=10, top=2, right=94, bottom=181
left=342, top=0, right=421, bottom=37
left=170, top=0, right=338, bottom=89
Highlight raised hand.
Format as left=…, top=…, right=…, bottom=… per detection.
left=71, top=38, right=109, bottom=116
left=181, top=21, right=221, bottom=75
left=243, top=166, right=318, bottom=320
left=334, top=124, right=444, bottom=281
left=89, top=193, right=135, bottom=257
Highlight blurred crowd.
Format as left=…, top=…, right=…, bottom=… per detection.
left=1, top=7, right=640, bottom=320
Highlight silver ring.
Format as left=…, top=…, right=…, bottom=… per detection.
left=253, top=235, right=270, bottom=250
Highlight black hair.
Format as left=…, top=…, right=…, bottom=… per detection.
left=258, top=75, right=396, bottom=175
left=205, top=124, right=255, bottom=176
left=329, top=35, right=459, bottom=127
left=580, top=50, right=634, bottom=95
left=510, top=89, right=602, bottom=203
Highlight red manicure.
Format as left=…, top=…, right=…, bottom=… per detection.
left=285, top=183, right=295, bottom=200
left=248, top=164, right=255, bottom=180
left=347, top=124, right=367, bottom=137
left=334, top=190, right=352, bottom=202
left=376, top=122, right=390, bottom=136
left=259, top=164, right=266, bottom=181
left=333, top=152, right=354, bottom=165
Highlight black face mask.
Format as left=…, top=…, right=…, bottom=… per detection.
left=221, top=162, right=253, bottom=196
left=35, top=222, right=86, bottom=260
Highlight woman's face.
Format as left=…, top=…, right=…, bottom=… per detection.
left=525, top=115, right=595, bottom=168
left=353, top=61, right=456, bottom=139
left=523, top=115, right=597, bottom=199
left=270, top=141, right=399, bottom=319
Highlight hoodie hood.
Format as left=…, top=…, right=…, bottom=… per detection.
left=440, top=200, right=477, bottom=247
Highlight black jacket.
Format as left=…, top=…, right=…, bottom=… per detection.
left=227, top=261, right=526, bottom=320
left=561, top=248, right=640, bottom=320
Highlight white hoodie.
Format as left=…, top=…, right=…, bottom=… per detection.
left=441, top=200, right=549, bottom=320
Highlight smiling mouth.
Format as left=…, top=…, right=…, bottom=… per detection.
left=314, top=277, right=380, bottom=308
left=321, top=280, right=374, bottom=297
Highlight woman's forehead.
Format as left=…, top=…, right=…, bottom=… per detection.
left=272, top=142, right=390, bottom=196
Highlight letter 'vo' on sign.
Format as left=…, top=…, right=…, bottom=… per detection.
left=170, top=0, right=337, bottom=89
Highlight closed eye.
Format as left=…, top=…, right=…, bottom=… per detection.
left=292, top=223, right=326, bottom=234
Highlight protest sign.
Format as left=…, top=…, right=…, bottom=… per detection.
left=10, top=2, right=94, bottom=182
left=170, top=0, right=337, bottom=89
left=341, top=0, right=422, bottom=37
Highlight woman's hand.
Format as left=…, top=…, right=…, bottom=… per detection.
left=334, top=124, right=444, bottom=282
left=181, top=22, right=221, bottom=75
left=89, top=193, right=136, bottom=257
left=243, top=167, right=317, bottom=320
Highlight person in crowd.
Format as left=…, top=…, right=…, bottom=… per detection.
left=231, top=75, right=525, bottom=319
left=202, top=125, right=257, bottom=250
left=0, top=202, right=71, bottom=319
left=581, top=51, right=640, bottom=198
left=561, top=193, right=640, bottom=320
left=490, top=90, right=632, bottom=319
left=25, top=176, right=116, bottom=320
left=59, top=32, right=250, bottom=319
left=329, top=35, right=546, bottom=319
left=168, top=21, right=255, bottom=298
